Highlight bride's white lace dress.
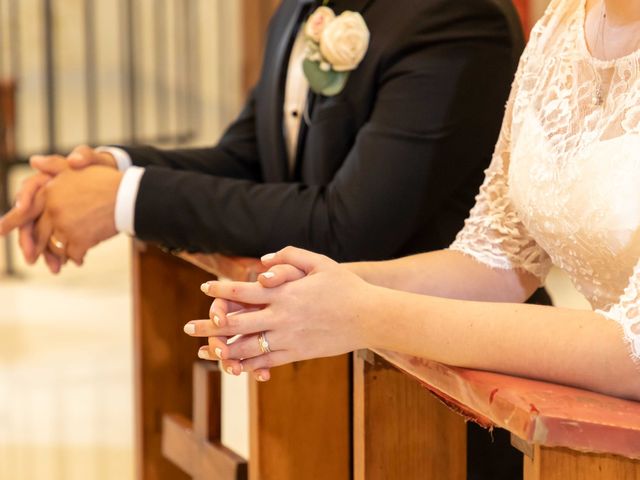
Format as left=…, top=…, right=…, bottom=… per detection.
left=450, top=0, right=640, bottom=361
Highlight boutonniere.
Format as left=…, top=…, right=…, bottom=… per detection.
left=302, top=3, right=370, bottom=97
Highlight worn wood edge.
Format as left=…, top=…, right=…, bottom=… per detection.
left=373, top=351, right=494, bottom=429
left=163, top=414, right=248, bottom=479
left=177, top=251, right=263, bottom=281
left=511, top=433, right=535, bottom=459
left=374, top=349, right=640, bottom=460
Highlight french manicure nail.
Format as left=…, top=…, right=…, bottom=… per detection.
left=213, top=315, right=221, bottom=327
left=226, top=367, right=233, bottom=375
left=257, top=374, right=266, bottom=382
left=214, top=347, right=223, bottom=359
left=261, top=253, right=276, bottom=262
left=198, top=348, right=211, bottom=360
left=261, top=271, right=275, bottom=279
left=183, top=323, right=196, bottom=335
left=200, top=282, right=210, bottom=294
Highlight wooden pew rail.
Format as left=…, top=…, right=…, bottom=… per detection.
left=360, top=349, right=640, bottom=479
left=137, top=245, right=640, bottom=479
left=134, top=243, right=350, bottom=480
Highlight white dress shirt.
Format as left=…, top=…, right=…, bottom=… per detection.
left=104, top=30, right=310, bottom=236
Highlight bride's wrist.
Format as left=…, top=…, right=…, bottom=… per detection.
left=355, top=283, right=396, bottom=351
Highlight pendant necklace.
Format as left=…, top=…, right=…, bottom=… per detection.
left=592, top=2, right=606, bottom=106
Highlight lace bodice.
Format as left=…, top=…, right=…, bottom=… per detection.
left=450, top=0, right=640, bottom=361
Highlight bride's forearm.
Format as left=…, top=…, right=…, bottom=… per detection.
left=346, top=249, right=539, bottom=303
left=364, top=287, right=640, bottom=400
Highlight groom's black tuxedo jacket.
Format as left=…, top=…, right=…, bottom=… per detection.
left=122, top=0, right=524, bottom=261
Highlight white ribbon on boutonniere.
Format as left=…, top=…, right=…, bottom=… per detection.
left=302, top=2, right=370, bottom=97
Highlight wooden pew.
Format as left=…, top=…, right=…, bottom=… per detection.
left=355, top=349, right=640, bottom=479
left=133, top=243, right=350, bottom=480
left=137, top=246, right=640, bottom=479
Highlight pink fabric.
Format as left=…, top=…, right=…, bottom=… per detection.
left=376, top=350, right=640, bottom=459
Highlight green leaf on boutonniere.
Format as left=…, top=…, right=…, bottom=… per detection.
left=303, top=59, right=349, bottom=97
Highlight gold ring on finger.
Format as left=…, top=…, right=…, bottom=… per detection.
left=49, top=234, right=65, bottom=252
left=258, top=332, right=271, bottom=354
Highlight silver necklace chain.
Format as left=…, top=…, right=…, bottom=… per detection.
left=592, top=2, right=607, bottom=106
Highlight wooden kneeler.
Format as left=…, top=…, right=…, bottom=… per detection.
left=162, top=361, right=247, bottom=480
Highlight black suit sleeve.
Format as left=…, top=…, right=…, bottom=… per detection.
left=119, top=90, right=263, bottom=182
left=134, top=11, right=516, bottom=261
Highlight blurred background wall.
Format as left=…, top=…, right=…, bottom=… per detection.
left=0, top=0, right=242, bottom=161
left=0, top=1, right=244, bottom=479
left=0, top=1, right=577, bottom=479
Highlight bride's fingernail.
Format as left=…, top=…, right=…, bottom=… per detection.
left=200, top=282, right=210, bottom=294
left=214, top=347, right=223, bottom=359
left=257, top=374, right=266, bottom=382
left=261, top=271, right=275, bottom=279
left=226, top=367, right=233, bottom=375
left=198, top=348, right=211, bottom=360
left=183, top=323, right=196, bottom=335
left=213, top=315, right=221, bottom=327
left=261, top=253, right=276, bottom=262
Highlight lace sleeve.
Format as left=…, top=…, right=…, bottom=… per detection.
left=449, top=66, right=552, bottom=282
left=596, top=263, right=640, bottom=363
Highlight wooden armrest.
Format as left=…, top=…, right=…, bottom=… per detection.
left=374, top=349, right=640, bottom=460
left=176, top=252, right=265, bottom=282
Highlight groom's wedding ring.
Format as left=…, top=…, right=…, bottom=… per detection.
left=258, top=332, right=271, bottom=354
left=49, top=234, right=65, bottom=252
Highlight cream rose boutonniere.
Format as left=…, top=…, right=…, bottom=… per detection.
left=303, top=5, right=370, bottom=96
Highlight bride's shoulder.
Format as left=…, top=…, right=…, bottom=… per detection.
left=526, top=0, right=581, bottom=51
left=535, top=0, right=582, bottom=27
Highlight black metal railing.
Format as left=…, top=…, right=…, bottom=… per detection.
left=0, top=0, right=208, bottom=274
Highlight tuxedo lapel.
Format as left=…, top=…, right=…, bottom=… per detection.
left=259, top=0, right=314, bottom=181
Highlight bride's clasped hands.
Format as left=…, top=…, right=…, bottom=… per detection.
left=183, top=246, right=383, bottom=382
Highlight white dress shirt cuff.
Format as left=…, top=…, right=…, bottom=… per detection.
left=115, top=166, right=145, bottom=236
left=96, top=146, right=133, bottom=171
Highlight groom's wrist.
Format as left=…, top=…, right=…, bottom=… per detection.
left=114, top=166, right=145, bottom=235
left=96, top=146, right=132, bottom=171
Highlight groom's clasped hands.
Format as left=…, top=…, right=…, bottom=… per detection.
left=185, top=247, right=378, bottom=382
left=0, top=146, right=123, bottom=271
